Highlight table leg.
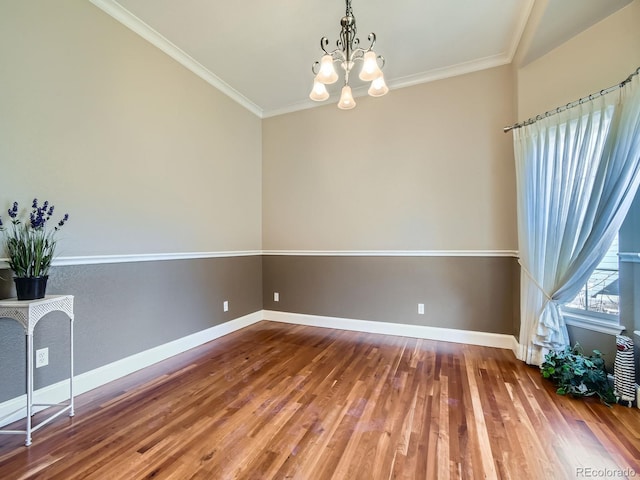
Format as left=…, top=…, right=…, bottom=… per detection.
left=25, top=333, right=33, bottom=447
left=69, top=317, right=74, bottom=417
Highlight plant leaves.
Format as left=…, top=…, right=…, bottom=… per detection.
left=541, top=344, right=614, bottom=405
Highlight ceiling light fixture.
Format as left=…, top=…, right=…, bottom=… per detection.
left=309, top=0, right=388, bottom=110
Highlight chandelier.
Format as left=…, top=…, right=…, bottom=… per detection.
left=309, top=0, right=389, bottom=109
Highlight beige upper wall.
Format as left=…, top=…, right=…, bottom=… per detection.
left=517, top=0, right=640, bottom=120
left=6, top=1, right=632, bottom=257
left=262, top=65, right=517, bottom=251
left=0, top=1, right=262, bottom=256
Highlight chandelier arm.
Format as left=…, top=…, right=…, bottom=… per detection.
left=324, top=49, right=346, bottom=61
left=333, top=50, right=346, bottom=62
left=349, top=47, right=368, bottom=62
left=320, top=37, right=331, bottom=55
left=319, top=38, right=346, bottom=62
left=366, top=32, right=376, bottom=51
left=341, top=45, right=384, bottom=67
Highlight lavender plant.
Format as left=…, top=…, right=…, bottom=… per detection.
left=0, top=199, right=69, bottom=278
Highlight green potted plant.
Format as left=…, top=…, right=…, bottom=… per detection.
left=0, top=198, right=69, bottom=300
left=540, top=343, right=616, bottom=405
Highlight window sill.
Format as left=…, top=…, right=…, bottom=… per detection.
left=619, top=252, right=640, bottom=263
left=562, top=310, right=626, bottom=336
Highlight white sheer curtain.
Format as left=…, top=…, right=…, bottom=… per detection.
left=514, top=74, right=640, bottom=365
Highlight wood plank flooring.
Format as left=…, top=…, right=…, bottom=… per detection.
left=0, top=320, right=639, bottom=479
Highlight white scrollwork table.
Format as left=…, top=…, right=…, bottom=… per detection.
left=0, top=295, right=74, bottom=446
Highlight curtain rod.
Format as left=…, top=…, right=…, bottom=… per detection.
left=503, top=66, right=640, bottom=133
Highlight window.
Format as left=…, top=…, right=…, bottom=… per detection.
left=564, top=234, right=619, bottom=317
left=563, top=183, right=640, bottom=335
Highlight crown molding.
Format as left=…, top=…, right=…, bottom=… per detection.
left=88, top=0, right=263, bottom=118
left=387, top=54, right=512, bottom=93
left=508, top=0, right=537, bottom=66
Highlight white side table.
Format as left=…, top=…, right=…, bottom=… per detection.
left=0, top=295, right=75, bottom=446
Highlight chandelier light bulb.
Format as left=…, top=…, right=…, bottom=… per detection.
left=337, top=85, right=356, bottom=110
left=368, top=74, right=389, bottom=97
left=359, top=51, right=382, bottom=81
left=316, top=55, right=339, bottom=84
left=309, top=80, right=330, bottom=101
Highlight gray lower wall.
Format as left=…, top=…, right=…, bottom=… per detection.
left=262, top=255, right=520, bottom=335
left=0, top=256, right=263, bottom=403
left=1, top=254, right=520, bottom=406
left=566, top=326, right=619, bottom=373
left=8, top=253, right=630, bottom=406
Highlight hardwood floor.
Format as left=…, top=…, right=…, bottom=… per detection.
left=0, top=321, right=639, bottom=479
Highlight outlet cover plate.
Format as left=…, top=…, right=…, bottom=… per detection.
left=36, top=347, right=49, bottom=368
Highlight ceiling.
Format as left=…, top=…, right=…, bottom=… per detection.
left=89, top=0, right=633, bottom=118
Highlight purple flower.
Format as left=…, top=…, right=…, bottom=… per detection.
left=30, top=206, right=47, bottom=229
left=8, top=202, right=18, bottom=218
left=57, top=213, right=69, bottom=229
left=47, top=205, right=54, bottom=217
left=32, top=198, right=38, bottom=208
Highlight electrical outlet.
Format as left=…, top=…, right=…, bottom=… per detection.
left=274, top=292, right=279, bottom=302
left=36, top=347, right=49, bottom=368
left=418, top=303, right=425, bottom=315
left=223, top=300, right=229, bottom=312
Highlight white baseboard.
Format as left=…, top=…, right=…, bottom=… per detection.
left=263, top=310, right=520, bottom=353
left=1, top=309, right=520, bottom=428
left=0, top=310, right=263, bottom=428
